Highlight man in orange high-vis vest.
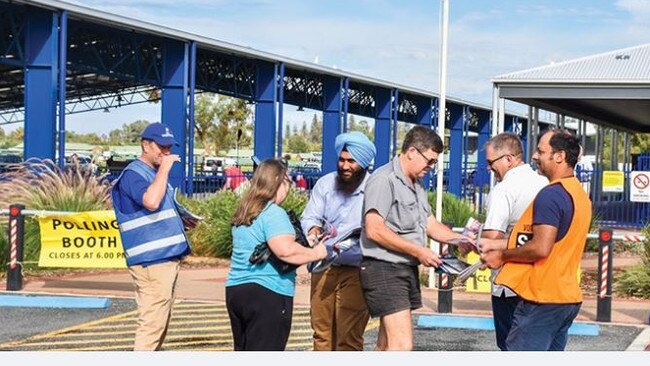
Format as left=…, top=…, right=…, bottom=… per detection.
left=481, top=129, right=591, bottom=351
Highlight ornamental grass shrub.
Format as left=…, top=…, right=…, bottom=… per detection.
left=180, top=188, right=310, bottom=258
left=0, top=159, right=112, bottom=273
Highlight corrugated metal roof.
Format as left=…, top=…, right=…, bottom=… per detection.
left=493, top=43, right=650, bottom=83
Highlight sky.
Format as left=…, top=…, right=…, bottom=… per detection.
left=11, top=0, right=650, bottom=135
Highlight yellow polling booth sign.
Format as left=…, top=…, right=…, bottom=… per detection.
left=463, top=252, right=491, bottom=293
left=38, top=210, right=127, bottom=268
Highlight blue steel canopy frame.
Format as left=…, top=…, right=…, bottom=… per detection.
left=0, top=0, right=566, bottom=198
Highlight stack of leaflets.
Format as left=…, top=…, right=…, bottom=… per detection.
left=173, top=188, right=204, bottom=230
left=308, top=227, right=361, bottom=274
left=436, top=255, right=484, bottom=282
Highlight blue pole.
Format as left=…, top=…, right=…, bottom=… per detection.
left=161, top=40, right=189, bottom=189
left=254, top=61, right=278, bottom=160
left=57, top=10, right=67, bottom=169
left=24, top=10, right=58, bottom=161
left=277, top=62, right=285, bottom=157
left=418, top=97, right=434, bottom=190
left=343, top=77, right=349, bottom=132
left=374, top=88, right=392, bottom=168
left=322, top=76, right=342, bottom=174
left=187, top=41, right=197, bottom=195
left=391, top=89, right=399, bottom=157
left=448, top=105, right=463, bottom=197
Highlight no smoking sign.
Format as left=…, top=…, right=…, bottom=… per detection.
left=630, top=171, right=650, bottom=203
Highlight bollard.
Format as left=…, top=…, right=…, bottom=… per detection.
left=437, top=222, right=453, bottom=313
left=596, top=227, right=613, bottom=322
left=7, top=204, right=26, bottom=291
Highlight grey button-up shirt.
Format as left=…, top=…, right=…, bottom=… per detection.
left=361, top=156, right=431, bottom=265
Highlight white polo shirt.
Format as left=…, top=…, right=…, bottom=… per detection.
left=484, top=163, right=548, bottom=297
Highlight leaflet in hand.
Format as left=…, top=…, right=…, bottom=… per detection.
left=447, top=217, right=483, bottom=252
left=309, top=227, right=361, bottom=274
left=173, top=188, right=204, bottom=230
left=436, top=255, right=471, bottom=275
left=456, top=261, right=484, bottom=282
left=436, top=255, right=484, bottom=282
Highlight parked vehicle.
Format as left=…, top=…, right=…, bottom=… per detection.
left=201, top=157, right=236, bottom=175
left=0, top=154, right=21, bottom=174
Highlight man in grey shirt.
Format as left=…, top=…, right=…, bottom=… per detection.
left=360, top=125, right=471, bottom=351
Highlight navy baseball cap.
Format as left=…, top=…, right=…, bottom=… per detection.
left=141, top=122, right=179, bottom=146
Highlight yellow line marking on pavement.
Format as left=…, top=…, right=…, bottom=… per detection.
left=0, top=310, right=137, bottom=349
left=28, top=326, right=315, bottom=340
left=0, top=303, right=316, bottom=351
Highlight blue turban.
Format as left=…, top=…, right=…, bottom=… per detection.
left=335, top=131, right=376, bottom=169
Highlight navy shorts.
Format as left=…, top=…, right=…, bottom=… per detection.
left=359, top=257, right=422, bottom=318
left=506, top=300, right=581, bottom=351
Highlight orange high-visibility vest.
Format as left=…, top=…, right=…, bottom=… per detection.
left=495, top=177, right=592, bottom=304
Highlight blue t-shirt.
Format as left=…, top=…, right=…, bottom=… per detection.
left=532, top=183, right=574, bottom=242
left=115, top=170, right=150, bottom=214
left=226, top=203, right=297, bottom=297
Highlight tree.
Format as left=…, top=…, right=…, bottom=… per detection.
left=108, top=129, right=124, bottom=146
left=309, top=113, right=322, bottom=144
left=286, top=134, right=310, bottom=153
left=9, top=127, right=23, bottom=141
left=348, top=115, right=358, bottom=131
left=121, top=120, right=150, bottom=144
left=0, top=126, right=4, bottom=139
left=347, top=116, right=373, bottom=140
left=194, top=94, right=219, bottom=155
left=212, top=96, right=253, bottom=153
left=300, top=121, right=308, bottom=137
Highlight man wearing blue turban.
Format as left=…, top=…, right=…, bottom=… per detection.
left=301, top=131, right=376, bottom=351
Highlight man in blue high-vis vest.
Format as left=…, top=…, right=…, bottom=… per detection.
left=111, top=122, right=191, bottom=351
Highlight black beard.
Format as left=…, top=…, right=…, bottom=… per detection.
left=336, top=168, right=366, bottom=194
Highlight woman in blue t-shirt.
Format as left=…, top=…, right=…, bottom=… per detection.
left=225, top=158, right=327, bottom=351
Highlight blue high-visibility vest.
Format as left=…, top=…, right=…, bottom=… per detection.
left=111, top=159, right=190, bottom=266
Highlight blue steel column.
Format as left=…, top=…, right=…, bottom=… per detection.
left=277, top=62, right=285, bottom=157
left=391, top=89, right=399, bottom=157
left=374, top=88, right=392, bottom=168
left=24, top=10, right=58, bottom=161
left=342, top=77, right=350, bottom=132
left=187, top=41, right=197, bottom=195
left=504, top=115, right=514, bottom=133
left=447, top=104, right=463, bottom=197
left=57, top=10, right=67, bottom=169
left=254, top=61, right=278, bottom=160
left=521, top=117, right=529, bottom=162
left=476, top=111, right=491, bottom=189
left=417, top=97, right=434, bottom=190
left=161, top=40, right=189, bottom=189
left=322, top=76, right=342, bottom=174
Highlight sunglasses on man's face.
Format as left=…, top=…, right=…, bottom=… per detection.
left=414, top=147, right=438, bottom=167
left=486, top=154, right=509, bottom=168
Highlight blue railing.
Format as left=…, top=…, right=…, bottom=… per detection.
left=576, top=165, right=649, bottom=228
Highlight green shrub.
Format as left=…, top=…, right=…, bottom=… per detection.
left=180, top=188, right=309, bottom=258
left=0, top=159, right=112, bottom=273
left=182, top=191, right=240, bottom=258
left=616, top=225, right=650, bottom=299
left=428, top=191, right=485, bottom=228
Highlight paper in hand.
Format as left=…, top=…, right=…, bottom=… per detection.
left=173, top=188, right=204, bottom=230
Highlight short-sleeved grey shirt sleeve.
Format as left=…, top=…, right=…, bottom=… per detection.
left=363, top=174, right=393, bottom=219
left=361, top=157, right=430, bottom=265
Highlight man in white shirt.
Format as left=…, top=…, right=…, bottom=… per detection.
left=478, top=132, right=548, bottom=350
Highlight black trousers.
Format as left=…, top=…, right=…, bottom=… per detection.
left=226, top=282, right=293, bottom=351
